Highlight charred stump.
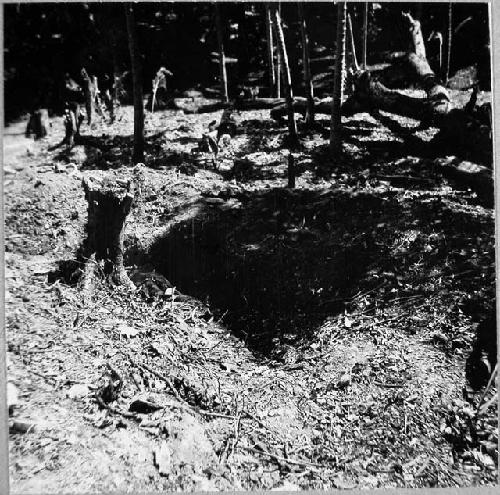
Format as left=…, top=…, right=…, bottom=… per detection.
left=80, top=176, right=137, bottom=299
left=26, top=109, right=49, bottom=139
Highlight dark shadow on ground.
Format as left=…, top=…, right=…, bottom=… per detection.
left=129, top=186, right=494, bottom=357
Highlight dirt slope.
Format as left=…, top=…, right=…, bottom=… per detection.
left=4, top=99, right=497, bottom=492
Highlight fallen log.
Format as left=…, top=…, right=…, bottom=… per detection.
left=342, top=10, right=491, bottom=167
left=169, top=97, right=229, bottom=114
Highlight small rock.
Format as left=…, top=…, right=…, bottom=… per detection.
left=68, top=383, right=90, bottom=399
left=54, top=163, right=66, bottom=173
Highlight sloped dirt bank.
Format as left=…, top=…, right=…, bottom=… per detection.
left=5, top=102, right=497, bottom=492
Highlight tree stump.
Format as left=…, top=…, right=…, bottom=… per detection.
left=26, top=109, right=49, bottom=139
left=81, top=176, right=137, bottom=299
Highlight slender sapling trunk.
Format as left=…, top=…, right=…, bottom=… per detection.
left=330, top=2, right=347, bottom=153
left=125, top=3, right=145, bottom=164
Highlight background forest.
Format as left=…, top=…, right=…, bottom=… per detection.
left=4, top=1, right=491, bottom=122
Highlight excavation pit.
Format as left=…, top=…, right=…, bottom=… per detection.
left=144, top=188, right=393, bottom=355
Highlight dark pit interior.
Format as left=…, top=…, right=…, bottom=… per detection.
left=141, top=189, right=401, bottom=354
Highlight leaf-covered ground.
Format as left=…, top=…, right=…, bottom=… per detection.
left=4, top=92, right=498, bottom=492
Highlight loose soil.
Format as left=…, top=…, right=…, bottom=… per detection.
left=4, top=93, right=498, bottom=492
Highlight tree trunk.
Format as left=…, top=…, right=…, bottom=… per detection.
left=298, top=2, right=314, bottom=124
left=362, top=2, right=368, bottom=70
left=81, top=68, right=94, bottom=126
left=445, top=3, right=452, bottom=83
left=125, top=3, right=145, bottom=164
left=63, top=106, right=77, bottom=148
left=264, top=4, right=276, bottom=97
left=272, top=7, right=299, bottom=148
left=237, top=5, right=250, bottom=87
left=215, top=4, right=229, bottom=103
left=275, top=3, right=282, bottom=98
left=26, top=109, right=49, bottom=139
left=347, top=10, right=359, bottom=71
left=330, top=2, right=347, bottom=152
left=287, top=153, right=296, bottom=188
left=81, top=176, right=137, bottom=296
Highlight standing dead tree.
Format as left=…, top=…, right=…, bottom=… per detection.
left=298, top=2, right=314, bottom=124
left=215, top=3, right=229, bottom=103
left=272, top=6, right=299, bottom=148
left=125, top=2, right=145, bottom=164
left=330, top=2, right=347, bottom=153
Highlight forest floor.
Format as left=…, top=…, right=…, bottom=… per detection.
left=4, top=90, right=498, bottom=492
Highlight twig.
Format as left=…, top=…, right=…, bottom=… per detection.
left=227, top=411, right=243, bottom=461
left=475, top=363, right=498, bottom=417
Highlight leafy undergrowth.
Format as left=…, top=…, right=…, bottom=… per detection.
left=4, top=92, right=497, bottom=492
